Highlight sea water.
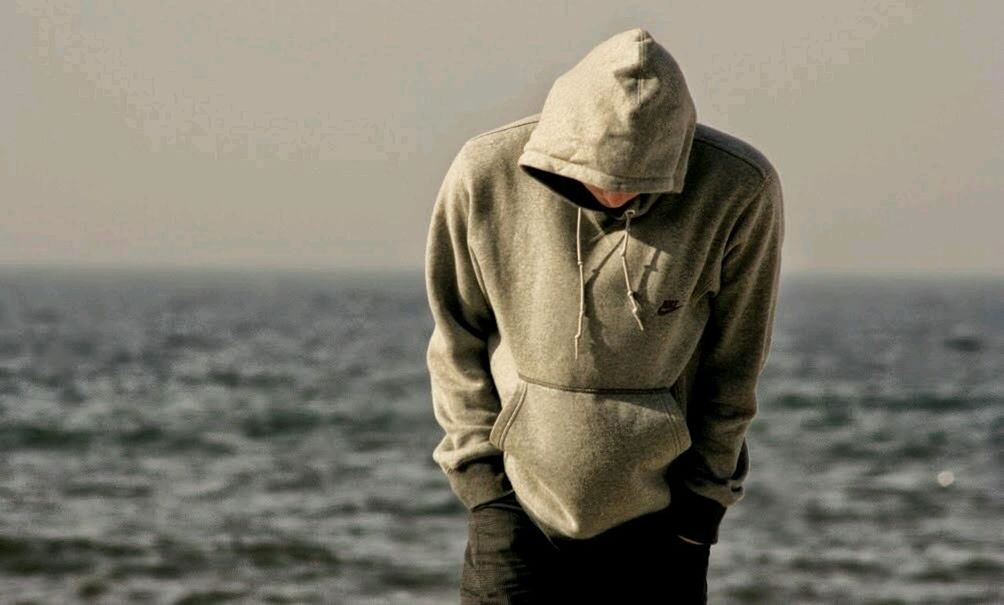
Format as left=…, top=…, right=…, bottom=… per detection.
left=0, top=267, right=1000, bottom=604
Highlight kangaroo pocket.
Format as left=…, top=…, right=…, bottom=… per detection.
left=488, top=375, right=693, bottom=539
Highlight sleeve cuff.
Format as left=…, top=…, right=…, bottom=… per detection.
left=444, top=455, right=514, bottom=511
left=667, top=480, right=728, bottom=545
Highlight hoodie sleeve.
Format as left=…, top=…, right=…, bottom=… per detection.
left=666, top=166, right=785, bottom=545
left=424, top=144, right=514, bottom=512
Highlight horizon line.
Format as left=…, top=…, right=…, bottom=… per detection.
left=0, top=262, right=1002, bottom=281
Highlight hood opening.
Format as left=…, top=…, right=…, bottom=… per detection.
left=521, top=165, right=638, bottom=216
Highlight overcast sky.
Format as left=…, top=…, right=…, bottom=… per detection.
left=2, top=1, right=1001, bottom=276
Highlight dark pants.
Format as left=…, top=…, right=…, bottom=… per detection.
left=460, top=492, right=710, bottom=604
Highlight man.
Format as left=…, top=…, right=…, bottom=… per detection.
left=424, top=27, right=784, bottom=603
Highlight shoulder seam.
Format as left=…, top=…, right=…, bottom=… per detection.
left=692, top=133, right=770, bottom=182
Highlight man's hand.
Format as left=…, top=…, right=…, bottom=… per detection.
left=676, top=534, right=707, bottom=546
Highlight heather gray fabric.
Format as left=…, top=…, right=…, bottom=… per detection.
left=424, top=28, right=785, bottom=544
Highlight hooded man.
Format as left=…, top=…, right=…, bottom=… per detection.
left=424, top=27, right=785, bottom=604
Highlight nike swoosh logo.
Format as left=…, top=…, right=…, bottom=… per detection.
left=657, top=299, right=683, bottom=315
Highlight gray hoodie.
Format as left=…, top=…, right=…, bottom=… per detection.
left=424, top=27, right=784, bottom=544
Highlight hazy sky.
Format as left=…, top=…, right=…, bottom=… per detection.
left=2, top=1, right=1001, bottom=275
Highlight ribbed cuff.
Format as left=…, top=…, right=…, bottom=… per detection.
left=667, top=480, right=728, bottom=545
left=444, top=455, right=514, bottom=512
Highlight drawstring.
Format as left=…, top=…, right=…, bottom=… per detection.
left=574, top=207, right=645, bottom=360
left=574, top=208, right=586, bottom=360
left=622, top=209, right=646, bottom=332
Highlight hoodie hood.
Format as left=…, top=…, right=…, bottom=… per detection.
left=517, top=27, right=697, bottom=207
left=516, top=28, right=698, bottom=358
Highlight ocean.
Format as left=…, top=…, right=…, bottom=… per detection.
left=0, top=267, right=1000, bottom=604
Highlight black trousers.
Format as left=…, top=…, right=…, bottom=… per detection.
left=460, top=492, right=710, bottom=604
